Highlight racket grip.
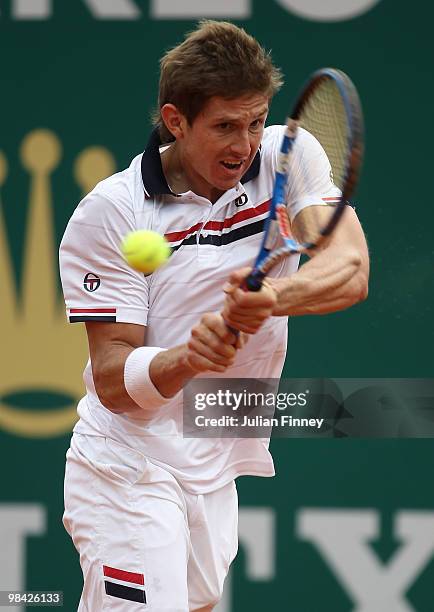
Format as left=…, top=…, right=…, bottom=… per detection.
left=242, top=272, right=264, bottom=292
left=225, top=271, right=264, bottom=338
left=227, top=324, right=240, bottom=337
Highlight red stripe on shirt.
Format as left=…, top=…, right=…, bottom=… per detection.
left=103, top=565, right=144, bottom=585
left=70, top=308, right=117, bottom=314
left=164, top=221, right=203, bottom=243
left=164, top=199, right=271, bottom=243
left=207, top=199, right=270, bottom=232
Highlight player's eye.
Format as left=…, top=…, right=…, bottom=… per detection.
left=249, top=119, right=264, bottom=132
left=217, top=122, right=232, bottom=131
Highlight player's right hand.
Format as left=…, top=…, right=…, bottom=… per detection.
left=222, top=267, right=278, bottom=334
left=185, top=312, right=246, bottom=373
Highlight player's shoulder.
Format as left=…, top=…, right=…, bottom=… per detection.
left=262, top=124, right=321, bottom=151
left=92, top=153, right=142, bottom=204
left=261, top=124, right=285, bottom=150
left=261, top=124, right=327, bottom=176
left=68, top=154, right=143, bottom=225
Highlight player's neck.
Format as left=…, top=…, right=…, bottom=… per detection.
left=160, top=143, right=188, bottom=194
left=160, top=142, right=223, bottom=203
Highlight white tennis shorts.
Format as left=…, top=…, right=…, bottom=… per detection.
left=63, top=434, right=238, bottom=611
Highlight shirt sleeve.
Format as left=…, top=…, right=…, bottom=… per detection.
left=59, top=189, right=149, bottom=326
left=286, top=127, right=342, bottom=221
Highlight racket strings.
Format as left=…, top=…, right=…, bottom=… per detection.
left=299, top=79, right=349, bottom=189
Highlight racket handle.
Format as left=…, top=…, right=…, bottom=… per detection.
left=225, top=270, right=264, bottom=338
left=227, top=324, right=240, bottom=337
left=242, top=271, right=264, bottom=292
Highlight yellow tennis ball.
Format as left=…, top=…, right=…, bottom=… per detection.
left=121, top=230, right=171, bottom=274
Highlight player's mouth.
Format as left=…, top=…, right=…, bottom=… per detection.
left=220, top=160, right=244, bottom=171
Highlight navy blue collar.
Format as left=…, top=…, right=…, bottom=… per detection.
left=141, top=127, right=261, bottom=197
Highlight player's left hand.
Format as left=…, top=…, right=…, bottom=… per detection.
left=222, top=267, right=278, bottom=334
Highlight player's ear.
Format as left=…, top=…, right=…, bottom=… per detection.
left=160, top=104, right=187, bottom=140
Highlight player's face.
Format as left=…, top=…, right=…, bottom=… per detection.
left=179, top=93, right=269, bottom=202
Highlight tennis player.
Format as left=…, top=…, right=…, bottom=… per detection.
left=60, top=20, right=369, bottom=611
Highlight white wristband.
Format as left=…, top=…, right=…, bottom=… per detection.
left=124, top=346, right=172, bottom=412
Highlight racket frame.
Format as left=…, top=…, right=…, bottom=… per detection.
left=244, top=67, right=364, bottom=292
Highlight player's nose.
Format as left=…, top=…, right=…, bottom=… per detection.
left=229, top=130, right=251, bottom=158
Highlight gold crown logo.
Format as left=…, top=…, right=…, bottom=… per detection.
left=0, top=129, right=116, bottom=438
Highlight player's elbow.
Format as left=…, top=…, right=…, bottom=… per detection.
left=338, top=248, right=369, bottom=307
left=349, top=252, right=369, bottom=304
left=93, top=370, right=120, bottom=413
left=93, top=366, right=136, bottom=414
left=358, top=253, right=369, bottom=302
left=354, top=275, right=369, bottom=304
left=359, top=273, right=369, bottom=301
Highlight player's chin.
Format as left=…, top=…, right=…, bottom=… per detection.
left=213, top=177, right=243, bottom=194
left=216, top=178, right=239, bottom=191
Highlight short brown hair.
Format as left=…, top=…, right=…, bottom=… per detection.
left=153, top=20, right=283, bottom=143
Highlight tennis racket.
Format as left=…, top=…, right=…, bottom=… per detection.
left=242, top=67, right=364, bottom=292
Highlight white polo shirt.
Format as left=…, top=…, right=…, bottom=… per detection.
left=59, top=124, right=340, bottom=494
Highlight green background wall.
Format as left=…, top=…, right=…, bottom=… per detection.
left=0, top=1, right=433, bottom=610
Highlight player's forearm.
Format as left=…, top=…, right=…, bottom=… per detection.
left=93, top=344, right=195, bottom=414
left=149, top=345, right=197, bottom=398
left=271, top=246, right=369, bottom=316
left=94, top=312, right=239, bottom=414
